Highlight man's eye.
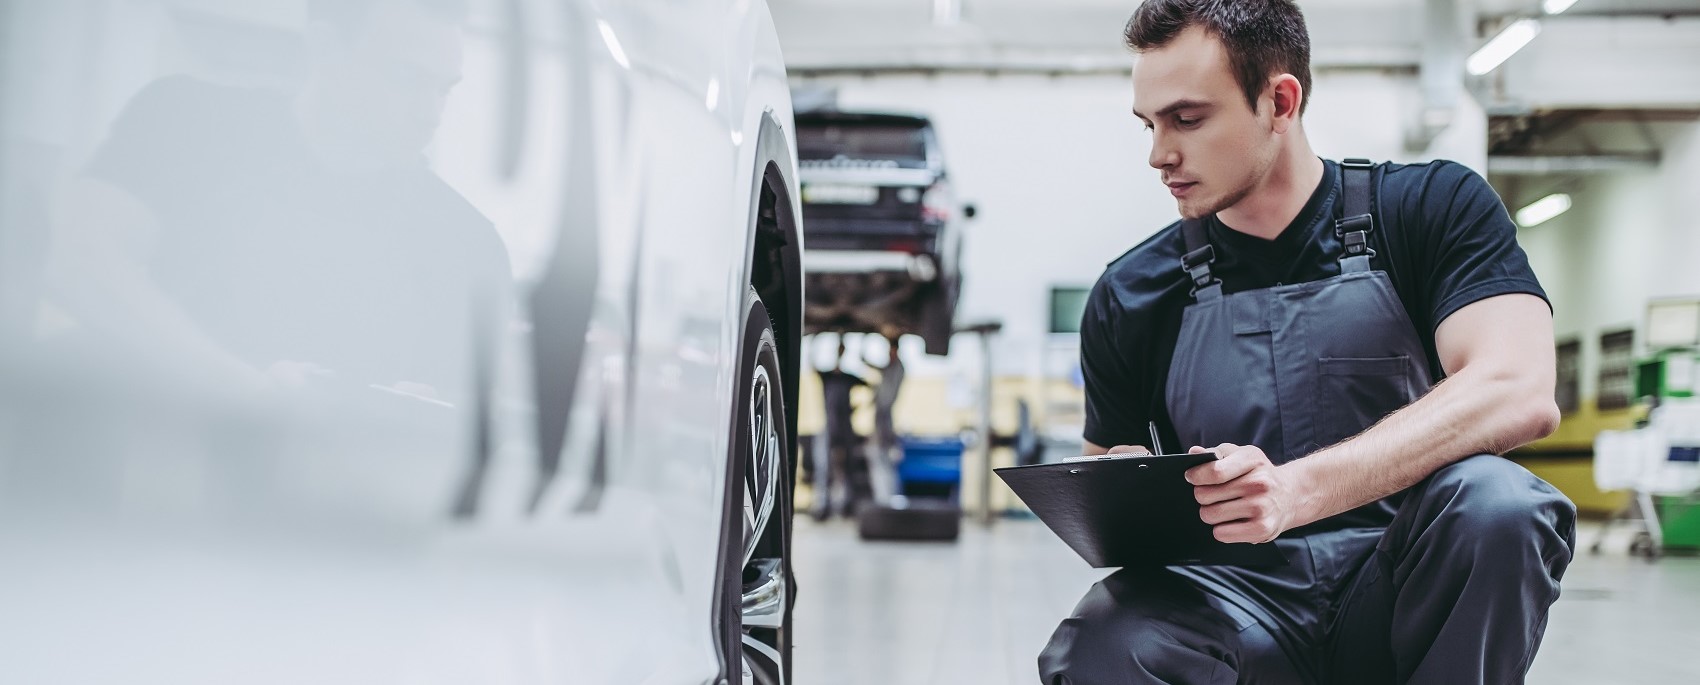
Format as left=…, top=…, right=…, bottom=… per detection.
left=1141, top=122, right=1153, bottom=132
left=1177, top=118, right=1200, bottom=127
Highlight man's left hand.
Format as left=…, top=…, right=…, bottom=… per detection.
left=1185, top=443, right=1303, bottom=544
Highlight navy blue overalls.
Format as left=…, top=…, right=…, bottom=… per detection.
left=1038, top=160, right=1577, bottom=684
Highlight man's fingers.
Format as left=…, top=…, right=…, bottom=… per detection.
left=1212, top=520, right=1278, bottom=545
left=1109, top=444, right=1152, bottom=455
left=1199, top=499, right=1261, bottom=526
left=1183, top=442, right=1231, bottom=483
left=1193, top=482, right=1233, bottom=506
left=1186, top=446, right=1257, bottom=485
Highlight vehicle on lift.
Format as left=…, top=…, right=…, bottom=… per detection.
left=0, top=1, right=801, bottom=684
left=795, top=110, right=973, bottom=356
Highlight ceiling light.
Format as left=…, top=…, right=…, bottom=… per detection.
left=1543, top=0, right=1580, bottom=14
left=933, top=0, right=962, bottom=26
left=1467, top=19, right=1541, bottom=76
left=1517, top=193, right=1572, bottom=227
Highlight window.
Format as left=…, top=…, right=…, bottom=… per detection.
left=796, top=124, right=928, bottom=163
left=1598, top=329, right=1635, bottom=410
left=1555, top=339, right=1580, bottom=414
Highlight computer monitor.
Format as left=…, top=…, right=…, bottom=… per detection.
left=1049, top=286, right=1091, bottom=334
left=1647, top=298, right=1700, bottom=350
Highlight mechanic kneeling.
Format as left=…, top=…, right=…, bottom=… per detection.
left=1038, top=2, right=1576, bottom=683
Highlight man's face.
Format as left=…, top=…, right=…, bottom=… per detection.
left=1133, top=26, right=1278, bottom=219
left=314, top=0, right=465, bottom=163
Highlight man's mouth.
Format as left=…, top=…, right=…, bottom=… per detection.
left=1166, top=181, right=1197, bottom=197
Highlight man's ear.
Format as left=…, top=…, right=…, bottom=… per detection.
left=1268, top=74, right=1304, bottom=134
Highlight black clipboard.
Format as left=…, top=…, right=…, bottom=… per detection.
left=995, top=452, right=1288, bottom=568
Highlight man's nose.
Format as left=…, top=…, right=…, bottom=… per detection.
left=1148, top=133, right=1178, bottom=170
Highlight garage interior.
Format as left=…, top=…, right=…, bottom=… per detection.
left=4, top=0, right=1700, bottom=683
left=771, top=1, right=1700, bottom=683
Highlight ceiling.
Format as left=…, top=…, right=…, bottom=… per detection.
left=770, top=0, right=1700, bottom=71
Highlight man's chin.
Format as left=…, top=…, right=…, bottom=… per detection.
left=1175, top=191, right=1236, bottom=221
left=1175, top=198, right=1211, bottom=220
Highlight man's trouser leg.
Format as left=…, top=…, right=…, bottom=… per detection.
left=1327, top=454, right=1576, bottom=684
left=810, top=431, right=832, bottom=519
left=1037, top=565, right=1309, bottom=685
left=1039, top=455, right=1576, bottom=685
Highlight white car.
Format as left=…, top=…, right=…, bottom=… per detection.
left=0, top=1, right=802, bottom=683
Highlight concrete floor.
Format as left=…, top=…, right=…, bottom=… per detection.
left=791, top=517, right=1700, bottom=685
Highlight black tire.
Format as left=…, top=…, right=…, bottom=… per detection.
left=714, top=287, right=795, bottom=685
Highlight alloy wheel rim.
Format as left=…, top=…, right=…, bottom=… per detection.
left=739, top=363, right=786, bottom=685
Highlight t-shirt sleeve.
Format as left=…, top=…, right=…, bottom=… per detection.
left=1400, top=161, right=1549, bottom=327
left=1080, top=277, right=1146, bottom=448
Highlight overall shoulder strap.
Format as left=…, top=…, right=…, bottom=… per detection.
left=1180, top=219, right=1223, bottom=301
left=1336, top=158, right=1376, bottom=273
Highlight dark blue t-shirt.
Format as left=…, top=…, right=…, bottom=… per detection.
left=1081, top=159, right=1548, bottom=450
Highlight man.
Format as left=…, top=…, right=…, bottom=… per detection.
left=812, top=336, right=870, bottom=520
left=1038, top=2, right=1576, bottom=683
left=864, top=329, right=906, bottom=503
left=47, top=0, right=508, bottom=403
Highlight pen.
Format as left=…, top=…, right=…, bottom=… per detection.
left=1148, top=420, right=1164, bottom=455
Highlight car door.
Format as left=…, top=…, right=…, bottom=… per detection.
left=0, top=0, right=712, bottom=682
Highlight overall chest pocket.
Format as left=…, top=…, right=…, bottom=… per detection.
left=1316, top=356, right=1416, bottom=447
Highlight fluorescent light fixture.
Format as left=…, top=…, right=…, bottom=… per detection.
left=1543, top=0, right=1580, bottom=14
left=1516, top=193, right=1572, bottom=227
left=933, top=0, right=962, bottom=26
left=1467, top=19, right=1541, bottom=76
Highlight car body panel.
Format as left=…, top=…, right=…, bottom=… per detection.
left=0, top=1, right=798, bottom=683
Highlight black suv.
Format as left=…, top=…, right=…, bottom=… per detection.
left=796, top=110, right=971, bottom=355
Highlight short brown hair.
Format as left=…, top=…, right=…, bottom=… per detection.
left=1124, top=0, right=1313, bottom=115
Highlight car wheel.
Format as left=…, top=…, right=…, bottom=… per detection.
left=716, top=287, right=794, bottom=685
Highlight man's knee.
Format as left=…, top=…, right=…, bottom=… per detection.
left=1039, top=572, right=1240, bottom=685
left=1416, top=455, right=1577, bottom=571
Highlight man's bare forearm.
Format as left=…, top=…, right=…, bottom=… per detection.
left=1277, top=295, right=1561, bottom=529
left=1281, top=359, right=1559, bottom=529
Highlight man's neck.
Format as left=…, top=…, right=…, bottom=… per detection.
left=1216, top=146, right=1325, bottom=241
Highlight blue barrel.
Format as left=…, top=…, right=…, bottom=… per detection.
left=897, top=436, right=964, bottom=485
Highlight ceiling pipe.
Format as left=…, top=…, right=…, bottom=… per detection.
left=1487, top=152, right=1661, bottom=174
left=1406, top=0, right=1463, bottom=151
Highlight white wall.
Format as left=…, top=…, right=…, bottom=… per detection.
left=796, top=69, right=1487, bottom=376
left=1511, top=121, right=1700, bottom=402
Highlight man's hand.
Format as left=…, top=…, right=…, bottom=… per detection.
left=1185, top=443, right=1304, bottom=544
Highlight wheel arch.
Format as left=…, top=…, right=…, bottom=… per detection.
left=743, top=109, right=804, bottom=466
